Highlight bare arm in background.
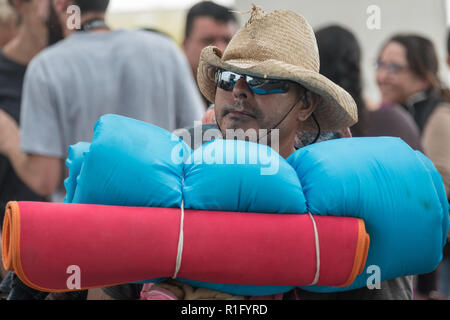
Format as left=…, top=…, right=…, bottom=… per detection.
left=0, top=109, right=62, bottom=197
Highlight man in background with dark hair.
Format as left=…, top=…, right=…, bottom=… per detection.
left=0, top=0, right=204, bottom=300
left=72, top=0, right=109, bottom=12
left=183, top=1, right=238, bottom=108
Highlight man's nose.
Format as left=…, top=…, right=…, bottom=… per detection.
left=233, top=78, right=252, bottom=99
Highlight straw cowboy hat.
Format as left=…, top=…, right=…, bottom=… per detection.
left=197, top=5, right=358, bottom=131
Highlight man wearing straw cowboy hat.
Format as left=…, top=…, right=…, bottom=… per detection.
left=140, top=5, right=413, bottom=300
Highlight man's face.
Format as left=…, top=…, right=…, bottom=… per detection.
left=184, top=17, right=238, bottom=76
left=214, top=70, right=304, bottom=156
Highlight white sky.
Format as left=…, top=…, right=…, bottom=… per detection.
left=109, top=0, right=235, bottom=12
left=448, top=0, right=450, bottom=25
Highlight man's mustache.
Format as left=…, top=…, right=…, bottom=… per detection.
left=221, top=102, right=260, bottom=119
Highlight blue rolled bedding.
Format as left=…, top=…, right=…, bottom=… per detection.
left=65, top=114, right=449, bottom=295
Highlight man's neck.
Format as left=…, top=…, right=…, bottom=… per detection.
left=2, top=24, right=47, bottom=66
left=274, top=133, right=297, bottom=159
left=279, top=144, right=296, bottom=159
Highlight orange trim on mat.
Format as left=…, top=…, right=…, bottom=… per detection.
left=340, top=219, right=370, bottom=287
left=2, top=202, right=13, bottom=271
left=9, top=201, right=57, bottom=292
left=2, top=201, right=20, bottom=271
left=3, top=201, right=41, bottom=291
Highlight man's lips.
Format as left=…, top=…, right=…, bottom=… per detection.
left=227, top=110, right=256, bottom=119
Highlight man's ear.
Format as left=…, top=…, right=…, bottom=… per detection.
left=296, top=91, right=320, bottom=122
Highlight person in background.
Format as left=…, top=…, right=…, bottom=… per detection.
left=0, top=0, right=18, bottom=48
left=314, top=25, right=422, bottom=151
left=0, top=0, right=54, bottom=299
left=0, top=0, right=204, bottom=203
left=183, top=1, right=239, bottom=108
left=376, top=33, right=450, bottom=300
left=0, top=0, right=50, bottom=225
left=0, top=0, right=204, bottom=300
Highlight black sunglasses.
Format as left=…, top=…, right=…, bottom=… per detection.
left=215, top=69, right=292, bottom=95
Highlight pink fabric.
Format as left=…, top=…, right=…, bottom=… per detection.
left=140, top=283, right=178, bottom=300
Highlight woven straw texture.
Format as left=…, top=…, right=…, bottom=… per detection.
left=197, top=5, right=358, bottom=131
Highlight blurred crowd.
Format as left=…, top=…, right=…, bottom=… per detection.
left=0, top=0, right=448, bottom=300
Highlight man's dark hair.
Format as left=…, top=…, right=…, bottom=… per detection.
left=185, top=1, right=237, bottom=40
left=73, top=0, right=110, bottom=13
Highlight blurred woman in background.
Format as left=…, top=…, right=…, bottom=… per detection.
left=314, top=25, right=422, bottom=150
left=376, top=34, right=450, bottom=300
left=376, top=34, right=450, bottom=197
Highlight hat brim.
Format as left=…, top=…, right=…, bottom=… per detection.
left=198, top=46, right=358, bottom=132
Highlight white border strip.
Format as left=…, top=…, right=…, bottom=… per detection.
left=172, top=199, right=184, bottom=279
left=308, top=212, right=321, bottom=285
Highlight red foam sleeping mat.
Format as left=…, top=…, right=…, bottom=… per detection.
left=2, top=201, right=369, bottom=292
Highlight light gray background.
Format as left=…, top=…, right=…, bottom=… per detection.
left=234, top=0, right=450, bottom=105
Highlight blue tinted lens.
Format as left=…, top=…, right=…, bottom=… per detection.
left=216, top=70, right=290, bottom=95
left=250, top=87, right=288, bottom=94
